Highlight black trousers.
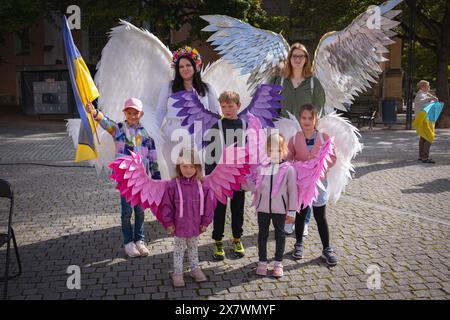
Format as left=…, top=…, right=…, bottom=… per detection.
left=212, top=190, right=245, bottom=241
left=257, top=212, right=286, bottom=262
left=295, top=205, right=330, bottom=250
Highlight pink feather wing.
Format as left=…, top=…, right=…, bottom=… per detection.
left=203, top=144, right=250, bottom=208
left=294, top=138, right=334, bottom=208
left=108, top=151, right=168, bottom=224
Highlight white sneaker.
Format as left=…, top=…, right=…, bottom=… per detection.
left=124, top=242, right=141, bottom=258
left=135, top=240, right=150, bottom=257
left=284, top=223, right=295, bottom=235
left=303, top=223, right=309, bottom=236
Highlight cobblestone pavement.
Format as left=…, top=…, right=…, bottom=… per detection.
left=0, top=115, right=449, bottom=300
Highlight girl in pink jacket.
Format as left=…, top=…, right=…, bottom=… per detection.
left=160, top=149, right=215, bottom=287
left=286, top=104, right=338, bottom=266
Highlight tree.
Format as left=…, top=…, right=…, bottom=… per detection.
left=400, top=0, right=449, bottom=127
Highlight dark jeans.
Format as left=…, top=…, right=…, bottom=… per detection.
left=120, top=196, right=145, bottom=245
left=212, top=190, right=245, bottom=241
left=419, top=137, right=431, bottom=160
left=295, top=205, right=330, bottom=249
left=257, top=212, right=286, bottom=262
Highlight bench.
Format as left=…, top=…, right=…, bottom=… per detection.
left=348, top=104, right=377, bottom=129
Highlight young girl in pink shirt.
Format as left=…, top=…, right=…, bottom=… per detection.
left=286, top=104, right=338, bottom=266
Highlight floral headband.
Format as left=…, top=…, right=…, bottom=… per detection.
left=172, top=46, right=202, bottom=66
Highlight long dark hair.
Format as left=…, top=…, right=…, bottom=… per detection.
left=171, top=56, right=209, bottom=96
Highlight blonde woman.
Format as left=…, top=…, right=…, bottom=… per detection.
left=280, top=43, right=326, bottom=236
left=280, top=43, right=326, bottom=120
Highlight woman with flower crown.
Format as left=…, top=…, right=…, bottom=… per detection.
left=155, top=46, right=221, bottom=177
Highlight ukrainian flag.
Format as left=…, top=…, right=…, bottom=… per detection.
left=62, top=16, right=100, bottom=162
left=413, top=101, right=444, bottom=143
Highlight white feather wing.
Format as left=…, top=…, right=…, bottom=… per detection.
left=201, top=15, right=289, bottom=93
left=93, top=20, right=172, bottom=173
left=313, top=0, right=403, bottom=112
left=317, top=113, right=363, bottom=202
left=274, top=111, right=301, bottom=143
left=201, top=58, right=251, bottom=108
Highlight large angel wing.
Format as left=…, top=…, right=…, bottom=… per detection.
left=238, top=84, right=283, bottom=127
left=108, top=151, right=169, bottom=225
left=171, top=90, right=220, bottom=136
left=203, top=144, right=250, bottom=207
left=201, top=58, right=252, bottom=107
left=273, top=111, right=301, bottom=143
left=317, top=113, right=363, bottom=202
left=201, top=15, right=289, bottom=92
left=313, top=0, right=403, bottom=112
left=93, top=20, right=173, bottom=173
left=172, top=84, right=283, bottom=141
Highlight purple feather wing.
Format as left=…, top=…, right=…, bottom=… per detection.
left=171, top=90, right=220, bottom=135
left=238, top=84, right=283, bottom=128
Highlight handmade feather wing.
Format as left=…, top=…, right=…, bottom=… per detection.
left=203, top=144, right=250, bottom=207
left=91, top=20, right=172, bottom=173
left=273, top=111, right=301, bottom=143
left=317, top=113, right=363, bottom=202
left=293, top=138, right=334, bottom=208
left=172, top=83, right=283, bottom=143
left=171, top=90, right=220, bottom=136
left=313, top=0, right=403, bottom=112
left=241, top=114, right=269, bottom=191
left=201, top=15, right=289, bottom=93
left=238, top=84, right=283, bottom=127
left=108, top=151, right=169, bottom=225
left=201, top=58, right=252, bottom=107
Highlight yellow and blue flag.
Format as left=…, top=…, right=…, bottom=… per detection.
left=413, top=101, right=444, bottom=143
left=62, top=15, right=100, bottom=162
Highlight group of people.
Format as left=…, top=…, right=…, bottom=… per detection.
left=85, top=43, right=338, bottom=287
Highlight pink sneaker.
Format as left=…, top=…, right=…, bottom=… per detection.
left=256, top=261, right=268, bottom=276
left=171, top=272, right=185, bottom=287
left=190, top=268, right=207, bottom=282
left=272, top=262, right=284, bottom=278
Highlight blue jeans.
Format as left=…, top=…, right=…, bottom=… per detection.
left=120, top=197, right=145, bottom=245
left=304, top=206, right=312, bottom=224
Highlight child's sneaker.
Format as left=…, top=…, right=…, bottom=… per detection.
left=171, top=272, right=185, bottom=287
left=292, top=242, right=304, bottom=260
left=124, top=242, right=141, bottom=258
left=284, top=223, right=295, bottom=235
left=190, top=268, right=207, bottom=282
left=213, top=241, right=225, bottom=261
left=303, top=223, right=309, bottom=236
left=272, top=262, right=284, bottom=278
left=321, top=247, right=338, bottom=266
left=233, top=238, right=245, bottom=258
left=135, top=240, right=150, bottom=257
left=256, top=261, right=268, bottom=276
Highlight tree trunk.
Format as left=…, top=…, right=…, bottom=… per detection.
left=436, top=9, right=450, bottom=128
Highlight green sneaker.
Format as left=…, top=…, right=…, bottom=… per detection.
left=233, top=239, right=245, bottom=258
left=213, top=241, right=225, bottom=261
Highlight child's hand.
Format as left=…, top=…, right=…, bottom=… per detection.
left=85, top=101, right=95, bottom=114
left=285, top=216, right=295, bottom=224
left=286, top=211, right=296, bottom=224
left=167, top=225, right=175, bottom=236
left=200, top=225, right=207, bottom=234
